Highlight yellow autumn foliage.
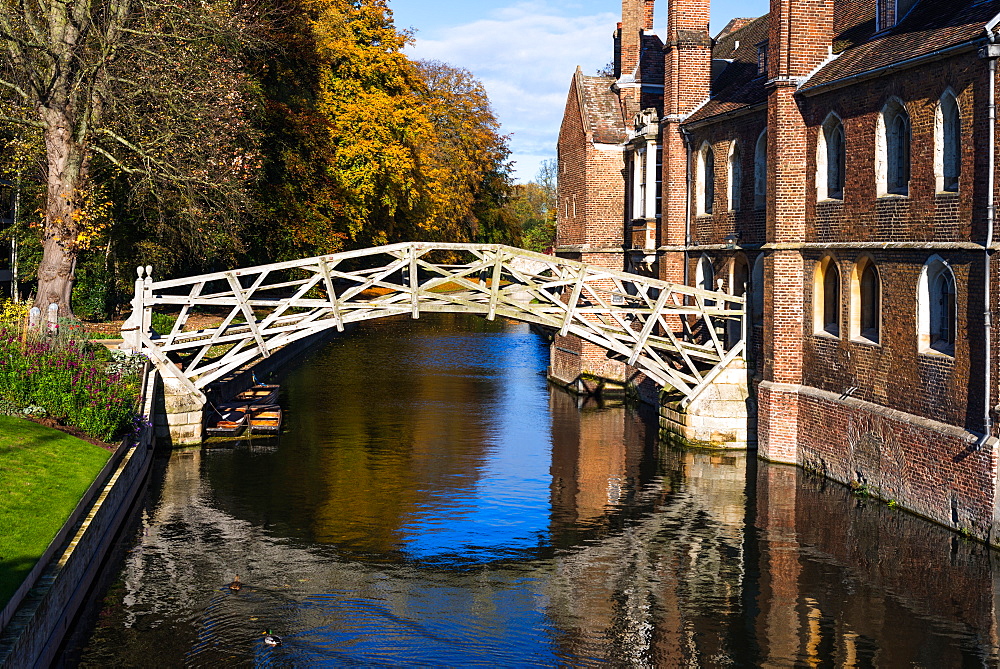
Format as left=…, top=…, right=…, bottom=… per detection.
left=258, top=0, right=516, bottom=256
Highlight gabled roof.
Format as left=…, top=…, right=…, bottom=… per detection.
left=806, top=0, right=1000, bottom=91
left=574, top=68, right=627, bottom=144
left=684, top=14, right=770, bottom=125
left=681, top=0, right=1000, bottom=125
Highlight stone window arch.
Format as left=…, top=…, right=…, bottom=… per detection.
left=935, top=90, right=961, bottom=193
left=816, top=113, right=845, bottom=200
left=850, top=256, right=881, bottom=343
left=696, top=141, right=715, bottom=215
left=876, top=98, right=910, bottom=196
left=813, top=255, right=840, bottom=336
left=696, top=254, right=715, bottom=292
left=754, top=128, right=767, bottom=209
left=918, top=255, right=957, bottom=355
left=728, top=140, right=742, bottom=212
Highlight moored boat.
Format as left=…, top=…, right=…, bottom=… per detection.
left=234, top=384, right=280, bottom=405
left=248, top=404, right=282, bottom=434
left=205, top=406, right=248, bottom=436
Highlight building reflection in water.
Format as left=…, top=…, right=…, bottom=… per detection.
left=546, top=390, right=751, bottom=665
left=71, top=316, right=1000, bottom=666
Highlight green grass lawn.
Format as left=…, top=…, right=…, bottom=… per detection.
left=0, top=416, right=111, bottom=608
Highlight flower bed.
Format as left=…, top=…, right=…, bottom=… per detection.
left=0, top=302, right=142, bottom=442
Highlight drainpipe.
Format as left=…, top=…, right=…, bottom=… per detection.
left=680, top=125, right=694, bottom=289
left=979, top=16, right=1000, bottom=447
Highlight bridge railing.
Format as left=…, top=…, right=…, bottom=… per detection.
left=122, top=243, right=744, bottom=403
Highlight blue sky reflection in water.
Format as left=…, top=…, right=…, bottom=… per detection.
left=395, top=330, right=554, bottom=564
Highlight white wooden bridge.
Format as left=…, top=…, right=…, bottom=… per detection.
left=123, top=243, right=745, bottom=409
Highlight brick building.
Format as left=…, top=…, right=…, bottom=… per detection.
left=556, top=0, right=1000, bottom=542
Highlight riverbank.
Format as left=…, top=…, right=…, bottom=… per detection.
left=0, top=417, right=111, bottom=607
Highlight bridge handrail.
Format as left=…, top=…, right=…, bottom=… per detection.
left=143, top=242, right=743, bottom=305
left=125, top=242, right=747, bottom=402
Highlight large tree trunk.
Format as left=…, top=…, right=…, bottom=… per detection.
left=34, top=109, right=86, bottom=318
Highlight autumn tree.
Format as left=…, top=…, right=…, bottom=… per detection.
left=253, top=0, right=517, bottom=260
left=0, top=0, right=262, bottom=314
left=506, top=160, right=557, bottom=252
left=412, top=60, right=517, bottom=244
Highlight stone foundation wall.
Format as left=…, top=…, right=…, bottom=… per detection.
left=760, top=380, right=1000, bottom=543
left=659, top=358, right=753, bottom=449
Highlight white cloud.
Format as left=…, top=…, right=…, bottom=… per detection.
left=405, top=2, right=617, bottom=182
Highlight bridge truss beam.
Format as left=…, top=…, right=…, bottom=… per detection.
left=123, top=243, right=745, bottom=404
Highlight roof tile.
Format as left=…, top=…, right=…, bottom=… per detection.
left=578, top=73, right=627, bottom=144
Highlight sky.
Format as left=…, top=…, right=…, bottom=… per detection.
left=391, top=0, right=770, bottom=183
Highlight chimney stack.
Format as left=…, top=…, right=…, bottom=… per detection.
left=658, top=0, right=712, bottom=286
left=619, top=0, right=644, bottom=80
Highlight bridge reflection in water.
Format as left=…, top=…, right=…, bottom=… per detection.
left=74, top=315, right=997, bottom=666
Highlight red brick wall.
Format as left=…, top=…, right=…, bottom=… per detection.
left=792, top=387, right=997, bottom=538
left=557, top=80, right=588, bottom=248
left=558, top=0, right=1000, bottom=541
left=555, top=72, right=628, bottom=386
left=685, top=111, right=768, bottom=246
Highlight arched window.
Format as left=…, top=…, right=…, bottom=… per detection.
left=727, top=255, right=750, bottom=345
left=754, top=129, right=767, bottom=209
left=697, top=142, right=715, bottom=215
left=728, top=141, right=742, bottom=211
left=696, top=254, right=714, bottom=292
left=813, top=256, right=840, bottom=336
left=816, top=113, right=845, bottom=200
left=918, top=255, right=957, bottom=354
left=730, top=255, right=749, bottom=297
left=850, top=257, right=880, bottom=343
left=935, top=91, right=960, bottom=192
left=877, top=99, right=910, bottom=196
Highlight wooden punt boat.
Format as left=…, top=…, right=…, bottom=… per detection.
left=233, top=384, right=280, bottom=405
left=205, top=406, right=248, bottom=436
left=248, top=404, right=282, bottom=434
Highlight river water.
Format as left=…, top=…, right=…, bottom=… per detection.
left=71, top=314, right=1000, bottom=666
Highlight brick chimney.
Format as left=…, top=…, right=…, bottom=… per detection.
left=658, top=0, right=712, bottom=286
left=758, top=0, right=834, bottom=464
left=618, top=0, right=646, bottom=80
left=664, top=0, right=711, bottom=118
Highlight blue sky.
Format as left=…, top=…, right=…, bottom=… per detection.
left=392, top=0, right=769, bottom=182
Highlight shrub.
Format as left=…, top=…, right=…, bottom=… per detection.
left=0, top=303, right=141, bottom=442
left=150, top=311, right=178, bottom=336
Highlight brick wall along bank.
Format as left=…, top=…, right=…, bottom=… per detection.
left=556, top=0, right=1000, bottom=542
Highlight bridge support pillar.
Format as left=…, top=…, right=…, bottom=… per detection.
left=659, top=358, right=754, bottom=449
left=154, top=375, right=205, bottom=446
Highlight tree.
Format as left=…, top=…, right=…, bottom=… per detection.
left=252, top=0, right=431, bottom=257
left=0, top=0, right=262, bottom=314
left=505, top=160, right=557, bottom=253
left=412, top=60, right=516, bottom=244
left=253, top=2, right=517, bottom=258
